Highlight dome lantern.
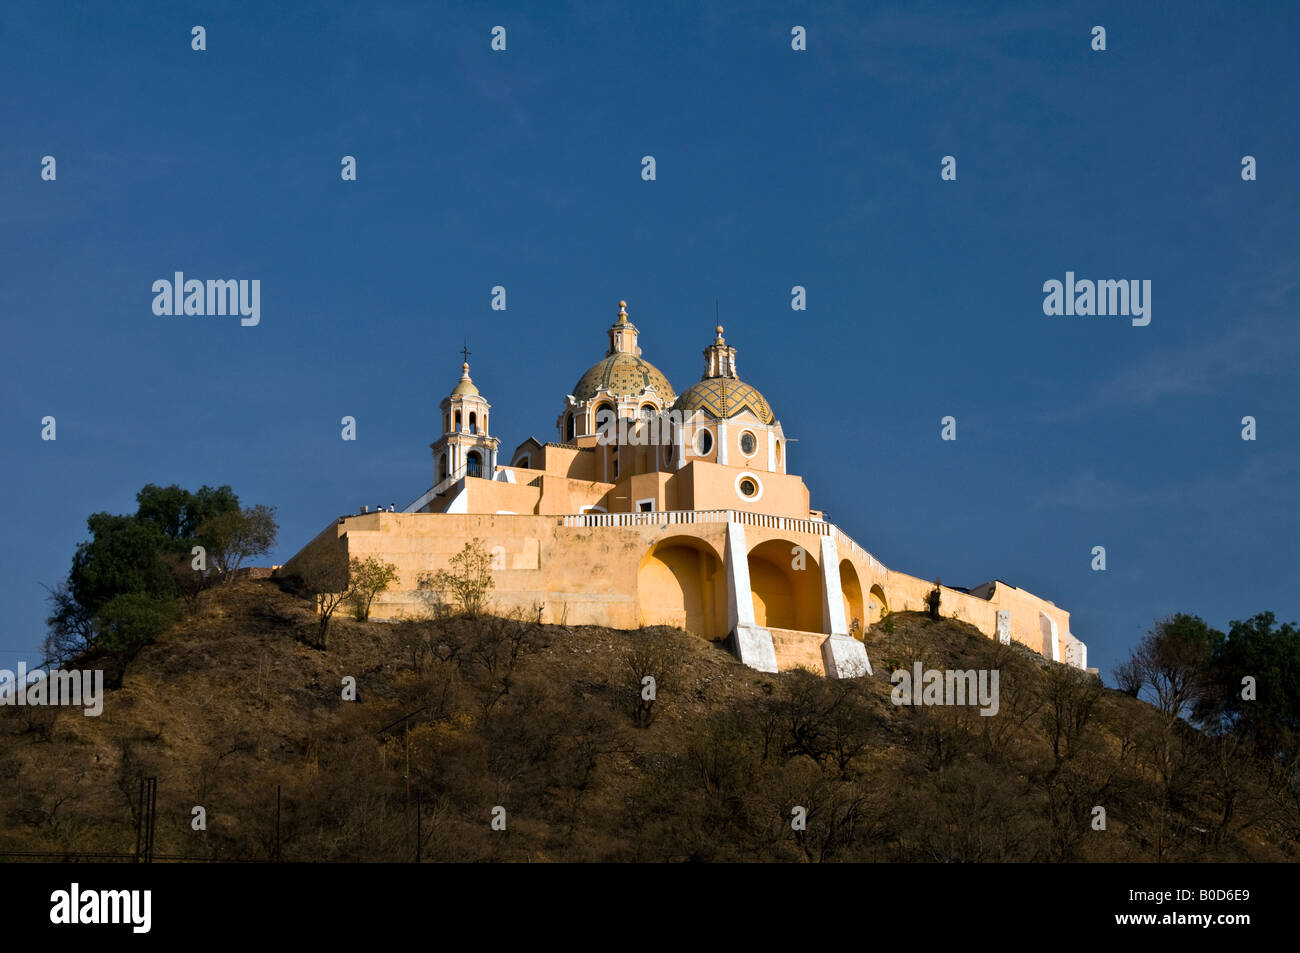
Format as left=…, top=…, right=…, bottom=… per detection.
left=672, top=325, right=775, bottom=425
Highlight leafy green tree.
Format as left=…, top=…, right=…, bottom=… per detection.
left=135, top=483, right=239, bottom=544
left=46, top=483, right=258, bottom=658
left=93, top=592, right=181, bottom=660
left=347, top=556, right=399, bottom=621
left=1196, top=612, right=1300, bottom=758
left=68, top=513, right=174, bottom=616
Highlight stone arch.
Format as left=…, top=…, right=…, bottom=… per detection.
left=747, top=538, right=820, bottom=632
left=840, top=559, right=865, bottom=639
left=1040, top=611, right=1060, bottom=662
left=868, top=584, right=888, bottom=625
left=466, top=450, right=483, bottom=478
left=637, top=536, right=725, bottom=638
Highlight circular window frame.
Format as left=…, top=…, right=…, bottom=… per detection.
left=738, top=429, right=758, bottom=457
left=693, top=427, right=714, bottom=456
left=735, top=471, right=763, bottom=502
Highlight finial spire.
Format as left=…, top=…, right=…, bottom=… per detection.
left=703, top=316, right=738, bottom=379
left=608, top=299, right=639, bottom=355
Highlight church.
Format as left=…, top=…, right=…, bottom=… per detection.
left=284, top=301, right=1087, bottom=677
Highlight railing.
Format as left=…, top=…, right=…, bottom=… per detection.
left=834, top=527, right=880, bottom=571
left=559, top=509, right=831, bottom=534
left=557, top=508, right=887, bottom=573
left=403, top=463, right=474, bottom=513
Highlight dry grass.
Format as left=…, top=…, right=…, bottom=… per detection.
left=0, top=579, right=1291, bottom=862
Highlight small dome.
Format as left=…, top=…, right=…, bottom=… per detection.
left=451, top=362, right=479, bottom=397
left=573, top=353, right=675, bottom=403
left=674, top=377, right=774, bottom=424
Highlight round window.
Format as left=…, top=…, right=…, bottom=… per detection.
left=739, top=431, right=756, bottom=455
left=694, top=429, right=714, bottom=455
left=735, top=472, right=763, bottom=501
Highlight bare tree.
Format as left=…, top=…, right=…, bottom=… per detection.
left=163, top=549, right=216, bottom=614
left=41, top=581, right=95, bottom=665
left=430, top=539, right=495, bottom=616
left=199, top=504, right=278, bottom=581
left=292, top=547, right=350, bottom=648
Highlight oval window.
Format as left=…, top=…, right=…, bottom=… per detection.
left=739, top=478, right=757, bottom=497
left=695, top=429, right=714, bottom=455
left=740, top=431, right=756, bottom=455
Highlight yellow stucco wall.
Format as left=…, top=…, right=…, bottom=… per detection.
left=279, top=511, right=1082, bottom=673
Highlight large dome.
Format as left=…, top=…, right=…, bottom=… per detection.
left=674, top=376, right=774, bottom=424
left=573, top=352, right=676, bottom=403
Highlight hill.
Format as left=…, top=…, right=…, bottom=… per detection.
left=1, top=577, right=1293, bottom=862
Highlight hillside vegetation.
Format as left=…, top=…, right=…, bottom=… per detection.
left=2, top=578, right=1295, bottom=862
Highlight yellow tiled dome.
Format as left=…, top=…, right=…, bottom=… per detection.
left=674, top=377, right=774, bottom=424
left=573, top=353, right=675, bottom=403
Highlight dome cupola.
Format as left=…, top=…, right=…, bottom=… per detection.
left=673, top=325, right=775, bottom=425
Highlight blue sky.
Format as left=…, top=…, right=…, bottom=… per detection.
left=2, top=1, right=1296, bottom=680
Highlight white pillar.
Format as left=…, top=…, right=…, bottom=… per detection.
left=725, top=521, right=755, bottom=630
left=819, top=536, right=848, bottom=636
left=725, top=520, right=777, bottom=673
left=821, top=635, right=873, bottom=678
left=717, top=421, right=729, bottom=465
left=817, top=536, right=872, bottom=677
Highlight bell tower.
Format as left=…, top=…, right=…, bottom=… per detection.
left=432, top=354, right=499, bottom=486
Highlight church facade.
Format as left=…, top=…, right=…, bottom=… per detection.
left=283, top=301, right=1087, bottom=677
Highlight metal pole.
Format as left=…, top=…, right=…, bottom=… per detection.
left=275, top=785, right=281, bottom=862
left=146, top=778, right=157, bottom=863
left=134, top=777, right=144, bottom=863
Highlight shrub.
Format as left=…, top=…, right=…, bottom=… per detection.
left=430, top=540, right=495, bottom=616
left=924, top=581, right=942, bottom=621
left=348, top=557, right=399, bottom=621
